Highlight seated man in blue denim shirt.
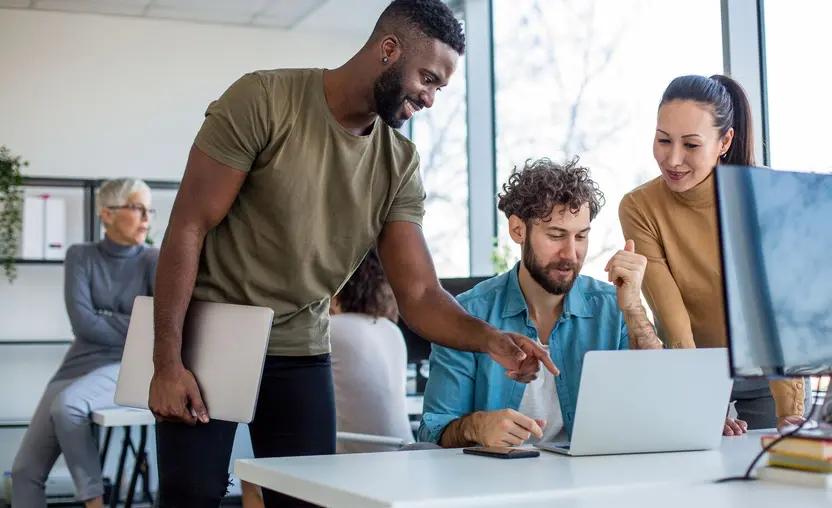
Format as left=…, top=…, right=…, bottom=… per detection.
left=418, top=158, right=663, bottom=448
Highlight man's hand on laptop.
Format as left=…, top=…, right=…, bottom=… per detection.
left=723, top=417, right=748, bottom=436
left=148, top=363, right=209, bottom=425
left=471, top=409, right=546, bottom=447
left=487, top=330, right=559, bottom=383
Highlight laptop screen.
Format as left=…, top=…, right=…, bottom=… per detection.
left=715, top=165, right=832, bottom=378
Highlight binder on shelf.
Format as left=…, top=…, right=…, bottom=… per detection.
left=20, top=194, right=66, bottom=261
left=21, top=197, right=45, bottom=258
left=44, top=197, right=66, bottom=260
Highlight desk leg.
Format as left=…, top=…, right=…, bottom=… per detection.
left=109, top=426, right=132, bottom=508
left=99, top=427, right=113, bottom=468
left=124, top=426, right=149, bottom=508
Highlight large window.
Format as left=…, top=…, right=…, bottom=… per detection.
left=763, top=0, right=832, bottom=400
left=492, top=0, right=723, bottom=280
left=763, top=0, right=832, bottom=173
left=411, top=50, right=470, bottom=277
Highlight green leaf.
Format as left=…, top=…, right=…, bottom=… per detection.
left=0, top=146, right=27, bottom=283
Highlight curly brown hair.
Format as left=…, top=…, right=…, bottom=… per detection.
left=335, top=247, right=399, bottom=322
left=497, top=157, right=605, bottom=223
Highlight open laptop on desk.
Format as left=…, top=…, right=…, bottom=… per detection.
left=115, top=296, right=273, bottom=423
left=535, top=348, right=733, bottom=456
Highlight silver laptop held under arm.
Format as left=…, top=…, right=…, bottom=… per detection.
left=115, top=296, right=274, bottom=423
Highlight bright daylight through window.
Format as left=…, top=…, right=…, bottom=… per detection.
left=763, top=0, right=832, bottom=397
left=493, top=0, right=723, bottom=281
left=763, top=0, right=832, bottom=174
left=410, top=39, right=470, bottom=278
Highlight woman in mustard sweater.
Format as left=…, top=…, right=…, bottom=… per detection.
left=619, top=74, right=811, bottom=435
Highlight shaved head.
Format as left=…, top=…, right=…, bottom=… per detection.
left=370, top=0, right=466, bottom=57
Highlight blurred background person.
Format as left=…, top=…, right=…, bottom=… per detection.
left=11, top=178, right=158, bottom=508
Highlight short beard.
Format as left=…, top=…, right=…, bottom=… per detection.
left=522, top=234, right=579, bottom=295
left=373, top=60, right=407, bottom=129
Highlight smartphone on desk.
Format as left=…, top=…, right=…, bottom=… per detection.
left=462, top=446, right=540, bottom=459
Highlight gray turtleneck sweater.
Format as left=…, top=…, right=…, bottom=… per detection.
left=52, top=236, right=159, bottom=383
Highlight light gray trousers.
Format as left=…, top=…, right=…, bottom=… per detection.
left=11, top=363, right=120, bottom=508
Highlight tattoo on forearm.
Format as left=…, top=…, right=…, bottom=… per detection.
left=624, top=306, right=664, bottom=350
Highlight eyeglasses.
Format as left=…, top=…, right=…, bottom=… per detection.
left=108, top=204, right=156, bottom=219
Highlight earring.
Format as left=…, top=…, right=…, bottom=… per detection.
left=382, top=57, right=389, bottom=64
left=720, top=152, right=728, bottom=159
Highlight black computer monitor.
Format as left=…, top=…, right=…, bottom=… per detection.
left=715, top=165, right=832, bottom=379
left=397, top=276, right=491, bottom=392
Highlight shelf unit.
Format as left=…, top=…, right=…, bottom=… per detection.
left=1, top=176, right=179, bottom=265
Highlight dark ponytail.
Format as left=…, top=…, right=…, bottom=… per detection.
left=660, top=74, right=755, bottom=166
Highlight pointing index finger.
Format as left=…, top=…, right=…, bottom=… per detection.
left=528, top=342, right=559, bottom=376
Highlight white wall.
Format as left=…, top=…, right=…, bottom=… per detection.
left=0, top=7, right=365, bottom=500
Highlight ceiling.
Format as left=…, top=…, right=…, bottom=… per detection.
left=0, top=0, right=400, bottom=35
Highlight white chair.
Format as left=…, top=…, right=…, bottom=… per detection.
left=92, top=408, right=155, bottom=508
left=336, top=431, right=409, bottom=450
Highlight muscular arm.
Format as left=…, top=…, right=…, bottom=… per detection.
left=622, top=305, right=664, bottom=350
left=152, top=145, right=246, bottom=371
left=619, top=195, right=695, bottom=349
left=377, top=222, right=495, bottom=352
left=378, top=222, right=557, bottom=378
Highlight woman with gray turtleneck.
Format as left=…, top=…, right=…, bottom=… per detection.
left=12, top=179, right=159, bottom=508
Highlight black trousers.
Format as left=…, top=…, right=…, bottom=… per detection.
left=155, top=354, right=335, bottom=508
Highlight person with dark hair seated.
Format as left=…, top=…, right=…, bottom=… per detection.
left=329, top=247, right=414, bottom=453
left=419, top=158, right=663, bottom=448
left=241, top=247, right=413, bottom=508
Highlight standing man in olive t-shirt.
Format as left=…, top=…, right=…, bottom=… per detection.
left=147, top=1, right=557, bottom=506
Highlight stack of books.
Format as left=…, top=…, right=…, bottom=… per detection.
left=756, top=429, right=831, bottom=488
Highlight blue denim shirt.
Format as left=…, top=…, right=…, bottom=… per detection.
left=418, top=264, right=629, bottom=444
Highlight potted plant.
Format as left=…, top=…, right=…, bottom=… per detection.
left=0, top=146, right=28, bottom=283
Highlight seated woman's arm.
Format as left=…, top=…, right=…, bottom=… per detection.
left=63, top=245, right=130, bottom=345
left=619, top=194, right=696, bottom=349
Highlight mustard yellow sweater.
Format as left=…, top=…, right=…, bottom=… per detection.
left=619, top=172, right=805, bottom=418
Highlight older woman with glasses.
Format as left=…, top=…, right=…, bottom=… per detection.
left=11, top=178, right=159, bottom=508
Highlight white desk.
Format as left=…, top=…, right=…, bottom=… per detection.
left=518, top=482, right=831, bottom=508
left=235, top=430, right=788, bottom=508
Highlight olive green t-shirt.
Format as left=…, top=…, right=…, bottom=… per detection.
left=190, top=68, right=425, bottom=356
